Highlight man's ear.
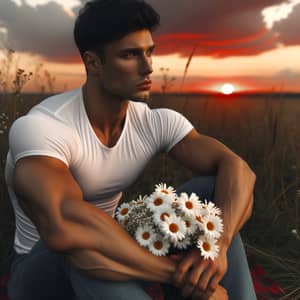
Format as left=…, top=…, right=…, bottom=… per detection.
left=83, top=51, right=102, bottom=75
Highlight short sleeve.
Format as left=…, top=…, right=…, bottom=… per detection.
left=151, top=108, right=194, bottom=153
left=9, top=115, right=77, bottom=166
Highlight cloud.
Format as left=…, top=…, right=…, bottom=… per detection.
left=0, top=0, right=79, bottom=62
left=271, top=2, right=300, bottom=46
left=0, top=0, right=299, bottom=63
left=149, top=0, right=284, bottom=57
left=275, top=68, right=300, bottom=79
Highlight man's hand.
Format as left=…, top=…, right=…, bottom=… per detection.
left=192, top=284, right=228, bottom=300
left=171, top=243, right=228, bottom=299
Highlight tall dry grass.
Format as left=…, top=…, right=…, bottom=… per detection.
left=143, top=93, right=300, bottom=299
left=0, top=48, right=299, bottom=298
left=138, top=44, right=300, bottom=298
left=0, top=49, right=56, bottom=273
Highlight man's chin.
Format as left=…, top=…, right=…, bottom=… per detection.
left=130, top=91, right=151, bottom=103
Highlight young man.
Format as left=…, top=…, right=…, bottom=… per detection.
left=5, top=1, right=256, bottom=299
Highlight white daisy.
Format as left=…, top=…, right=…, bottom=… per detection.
left=195, top=204, right=210, bottom=219
left=177, top=192, right=201, bottom=217
left=116, top=203, right=131, bottom=222
left=135, top=225, right=155, bottom=247
left=181, top=215, right=197, bottom=236
left=153, top=206, right=175, bottom=226
left=136, top=194, right=148, bottom=205
left=146, top=191, right=172, bottom=212
left=172, top=236, right=192, bottom=250
left=194, top=213, right=206, bottom=233
left=202, top=214, right=223, bottom=239
left=161, top=215, right=186, bottom=242
left=148, top=234, right=170, bottom=256
left=196, top=236, right=219, bottom=260
left=119, top=217, right=130, bottom=229
left=203, top=200, right=222, bottom=216
left=155, top=183, right=177, bottom=199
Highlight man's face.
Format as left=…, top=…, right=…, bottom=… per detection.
left=97, top=29, right=155, bottom=102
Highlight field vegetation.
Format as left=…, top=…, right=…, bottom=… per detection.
left=0, top=49, right=299, bottom=299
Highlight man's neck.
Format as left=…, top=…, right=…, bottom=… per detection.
left=83, top=82, right=128, bottom=131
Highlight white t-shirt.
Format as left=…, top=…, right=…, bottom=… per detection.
left=5, top=87, right=193, bottom=254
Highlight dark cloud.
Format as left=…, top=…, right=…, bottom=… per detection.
left=149, top=0, right=283, bottom=57
left=0, top=0, right=299, bottom=63
left=0, top=0, right=79, bottom=62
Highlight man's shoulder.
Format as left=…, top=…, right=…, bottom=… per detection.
left=29, top=88, right=81, bottom=120
left=10, top=88, right=82, bottom=136
left=129, top=101, right=186, bottom=133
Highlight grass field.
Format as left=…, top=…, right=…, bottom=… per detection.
left=0, top=89, right=300, bottom=298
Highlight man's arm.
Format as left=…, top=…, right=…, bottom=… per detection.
left=169, top=128, right=255, bottom=246
left=13, top=156, right=176, bottom=282
left=168, top=128, right=256, bottom=298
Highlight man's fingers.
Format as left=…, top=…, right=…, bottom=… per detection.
left=207, top=271, right=222, bottom=293
left=181, top=280, right=199, bottom=299
left=197, top=261, right=217, bottom=291
left=172, top=254, right=196, bottom=287
left=181, top=259, right=207, bottom=298
left=192, top=284, right=228, bottom=300
left=207, top=258, right=227, bottom=292
left=191, top=286, right=213, bottom=300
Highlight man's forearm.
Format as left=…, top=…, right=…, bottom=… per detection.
left=214, top=156, right=256, bottom=246
left=52, top=198, right=176, bottom=283
left=66, top=247, right=173, bottom=282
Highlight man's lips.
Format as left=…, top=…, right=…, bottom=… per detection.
left=137, top=80, right=152, bottom=87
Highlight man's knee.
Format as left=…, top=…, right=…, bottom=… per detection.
left=177, top=176, right=216, bottom=200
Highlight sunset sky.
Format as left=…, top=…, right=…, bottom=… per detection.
left=0, top=0, right=300, bottom=93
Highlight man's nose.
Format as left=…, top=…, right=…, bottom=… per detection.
left=140, top=55, right=153, bottom=75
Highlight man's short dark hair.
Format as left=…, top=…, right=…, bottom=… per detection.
left=74, top=0, right=160, bottom=60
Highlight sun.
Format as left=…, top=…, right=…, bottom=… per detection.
left=221, top=83, right=235, bottom=95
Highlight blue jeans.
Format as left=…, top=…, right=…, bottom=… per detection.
left=8, top=176, right=256, bottom=300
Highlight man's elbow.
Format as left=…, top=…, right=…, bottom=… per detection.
left=245, top=193, right=254, bottom=223
left=228, top=154, right=256, bottom=186
left=240, top=159, right=256, bottom=221
left=42, top=226, right=74, bottom=253
left=246, top=163, right=256, bottom=190
left=242, top=159, right=256, bottom=187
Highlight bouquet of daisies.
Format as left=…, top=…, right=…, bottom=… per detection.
left=116, top=183, right=223, bottom=260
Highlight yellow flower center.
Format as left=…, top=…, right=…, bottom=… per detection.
left=203, top=242, right=211, bottom=252
left=142, top=232, right=150, bottom=240
left=121, top=208, right=129, bottom=215
left=124, top=219, right=129, bottom=225
left=154, top=241, right=163, bottom=250
left=185, top=201, right=193, bottom=209
left=160, top=213, right=170, bottom=221
left=185, top=220, right=191, bottom=228
left=207, top=222, right=215, bottom=231
left=162, top=189, right=169, bottom=194
left=154, top=198, right=163, bottom=206
left=196, top=216, right=202, bottom=223
left=169, top=223, right=179, bottom=233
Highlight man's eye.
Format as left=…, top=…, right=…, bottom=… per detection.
left=147, top=49, right=154, bottom=56
left=122, top=52, right=137, bottom=58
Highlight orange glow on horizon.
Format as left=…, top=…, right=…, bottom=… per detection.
left=2, top=46, right=300, bottom=94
